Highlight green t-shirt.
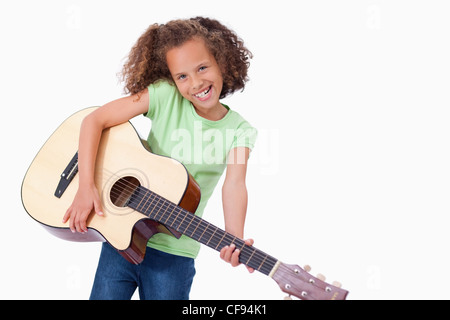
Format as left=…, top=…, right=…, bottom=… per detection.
left=145, top=81, right=257, bottom=258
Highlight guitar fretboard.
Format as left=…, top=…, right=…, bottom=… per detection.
left=127, top=186, right=278, bottom=276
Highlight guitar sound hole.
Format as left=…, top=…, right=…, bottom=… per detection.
left=110, top=176, right=140, bottom=208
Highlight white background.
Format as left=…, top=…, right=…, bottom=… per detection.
left=1, top=0, right=449, bottom=300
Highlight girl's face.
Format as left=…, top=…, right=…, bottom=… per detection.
left=166, top=37, right=225, bottom=120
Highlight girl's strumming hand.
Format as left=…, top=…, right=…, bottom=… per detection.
left=62, top=184, right=104, bottom=233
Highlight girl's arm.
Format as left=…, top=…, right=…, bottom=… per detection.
left=63, top=89, right=149, bottom=233
left=220, top=147, right=255, bottom=273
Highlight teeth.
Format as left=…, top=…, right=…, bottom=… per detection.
left=195, top=87, right=211, bottom=98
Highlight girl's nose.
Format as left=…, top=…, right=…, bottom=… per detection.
left=191, top=75, right=204, bottom=91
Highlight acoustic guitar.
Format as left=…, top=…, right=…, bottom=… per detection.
left=21, top=107, right=349, bottom=300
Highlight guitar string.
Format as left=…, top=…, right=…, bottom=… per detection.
left=67, top=164, right=325, bottom=297
left=105, top=174, right=258, bottom=254
left=129, top=185, right=277, bottom=274
left=133, top=189, right=276, bottom=275
left=100, top=167, right=238, bottom=243
left=84, top=167, right=278, bottom=274
left=108, top=174, right=277, bottom=274
left=102, top=175, right=332, bottom=297
left=66, top=166, right=322, bottom=296
left=102, top=171, right=248, bottom=253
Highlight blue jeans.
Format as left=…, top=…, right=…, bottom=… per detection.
left=90, top=242, right=196, bottom=300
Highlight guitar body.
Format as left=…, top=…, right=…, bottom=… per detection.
left=21, top=107, right=201, bottom=264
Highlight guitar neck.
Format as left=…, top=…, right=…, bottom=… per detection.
left=127, top=186, right=278, bottom=276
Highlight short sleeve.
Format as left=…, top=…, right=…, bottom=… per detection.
left=231, top=122, right=258, bottom=151
left=145, top=81, right=178, bottom=120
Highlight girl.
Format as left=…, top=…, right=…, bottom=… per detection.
left=63, top=17, right=257, bottom=300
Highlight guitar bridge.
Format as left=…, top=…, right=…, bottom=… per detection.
left=54, top=152, right=78, bottom=198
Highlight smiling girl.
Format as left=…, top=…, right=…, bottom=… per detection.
left=62, top=17, right=257, bottom=300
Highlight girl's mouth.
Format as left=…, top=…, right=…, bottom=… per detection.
left=193, top=85, right=212, bottom=100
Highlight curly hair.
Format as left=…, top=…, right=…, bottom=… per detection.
left=120, top=17, right=252, bottom=99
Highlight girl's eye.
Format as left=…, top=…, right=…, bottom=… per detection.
left=199, top=66, right=207, bottom=72
left=178, top=74, right=187, bottom=80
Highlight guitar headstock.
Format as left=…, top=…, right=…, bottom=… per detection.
left=271, top=262, right=349, bottom=300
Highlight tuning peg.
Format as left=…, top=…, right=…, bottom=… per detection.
left=316, top=273, right=326, bottom=281
left=303, top=265, right=312, bottom=272
left=284, top=295, right=293, bottom=301
left=332, top=281, right=342, bottom=288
